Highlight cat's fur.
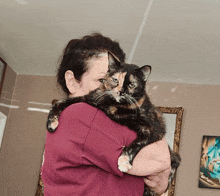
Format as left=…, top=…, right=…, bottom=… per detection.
left=46, top=53, right=181, bottom=195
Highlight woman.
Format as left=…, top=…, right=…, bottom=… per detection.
left=41, top=33, right=171, bottom=195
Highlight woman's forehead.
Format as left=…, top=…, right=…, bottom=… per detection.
left=87, top=54, right=109, bottom=75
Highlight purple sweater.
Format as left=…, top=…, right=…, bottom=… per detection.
left=42, top=103, right=144, bottom=196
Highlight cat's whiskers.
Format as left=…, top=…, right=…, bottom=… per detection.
left=94, top=91, right=113, bottom=104
left=123, top=94, right=139, bottom=116
left=94, top=93, right=107, bottom=103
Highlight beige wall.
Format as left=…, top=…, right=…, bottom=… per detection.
left=146, top=82, right=220, bottom=196
left=0, top=68, right=65, bottom=196
left=0, top=66, right=220, bottom=195
left=0, top=65, right=17, bottom=116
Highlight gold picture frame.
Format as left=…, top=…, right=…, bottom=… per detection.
left=36, top=107, right=183, bottom=196
left=157, top=107, right=184, bottom=196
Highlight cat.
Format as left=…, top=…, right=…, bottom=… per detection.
left=46, top=52, right=181, bottom=195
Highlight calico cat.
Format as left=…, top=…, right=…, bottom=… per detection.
left=46, top=53, right=181, bottom=195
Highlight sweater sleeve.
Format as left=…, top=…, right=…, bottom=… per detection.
left=59, top=103, right=136, bottom=177
left=82, top=124, right=124, bottom=177
left=81, top=108, right=130, bottom=177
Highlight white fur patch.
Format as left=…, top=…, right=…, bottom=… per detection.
left=118, top=154, right=132, bottom=172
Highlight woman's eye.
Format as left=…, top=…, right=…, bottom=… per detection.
left=129, top=83, right=135, bottom=88
left=99, top=79, right=105, bottom=83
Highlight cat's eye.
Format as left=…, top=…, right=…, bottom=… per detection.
left=129, top=83, right=136, bottom=88
left=111, top=77, right=119, bottom=84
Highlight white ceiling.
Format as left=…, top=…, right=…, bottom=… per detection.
left=1, top=0, right=220, bottom=85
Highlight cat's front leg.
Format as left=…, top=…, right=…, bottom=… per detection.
left=46, top=100, right=63, bottom=132
left=118, top=128, right=153, bottom=172
left=118, top=148, right=133, bottom=172
left=46, top=98, right=74, bottom=132
left=118, top=143, right=144, bottom=172
left=46, top=96, right=86, bottom=132
left=47, top=113, right=59, bottom=132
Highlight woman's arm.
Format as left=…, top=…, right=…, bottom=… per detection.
left=126, top=137, right=171, bottom=176
left=126, top=137, right=171, bottom=194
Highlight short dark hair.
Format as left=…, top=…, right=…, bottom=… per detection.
left=57, top=33, right=126, bottom=95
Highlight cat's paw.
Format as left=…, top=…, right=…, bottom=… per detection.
left=118, top=153, right=132, bottom=172
left=47, top=115, right=59, bottom=132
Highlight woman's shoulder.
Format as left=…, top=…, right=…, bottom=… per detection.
left=60, top=102, right=99, bottom=125
left=64, top=102, right=98, bottom=113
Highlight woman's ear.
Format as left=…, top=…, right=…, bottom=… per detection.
left=65, top=70, right=78, bottom=94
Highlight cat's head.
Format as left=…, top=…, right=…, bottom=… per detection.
left=99, top=52, right=151, bottom=106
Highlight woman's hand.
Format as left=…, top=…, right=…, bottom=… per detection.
left=143, top=166, right=171, bottom=195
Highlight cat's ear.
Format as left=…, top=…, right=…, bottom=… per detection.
left=108, top=51, right=122, bottom=71
left=139, top=65, right=151, bottom=81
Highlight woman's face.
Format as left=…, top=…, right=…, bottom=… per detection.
left=70, top=53, right=109, bottom=97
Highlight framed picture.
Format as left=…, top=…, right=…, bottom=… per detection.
left=199, top=135, right=220, bottom=189
left=157, top=107, right=184, bottom=196
left=35, top=107, right=184, bottom=196
left=0, top=57, right=7, bottom=97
